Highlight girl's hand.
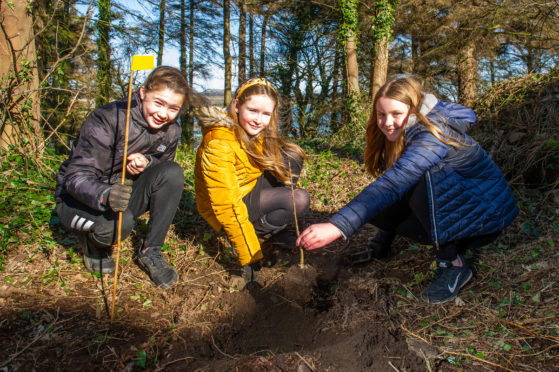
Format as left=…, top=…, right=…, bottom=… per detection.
left=126, top=153, right=149, bottom=175
left=296, top=223, right=343, bottom=251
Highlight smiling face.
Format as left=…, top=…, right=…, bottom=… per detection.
left=139, top=86, right=185, bottom=130
left=234, top=94, right=276, bottom=137
left=376, top=96, right=411, bottom=142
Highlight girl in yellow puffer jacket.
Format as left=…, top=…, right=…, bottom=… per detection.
left=194, top=78, right=310, bottom=283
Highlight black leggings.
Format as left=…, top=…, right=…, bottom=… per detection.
left=370, top=176, right=500, bottom=260
left=56, top=160, right=184, bottom=250
left=243, top=153, right=310, bottom=236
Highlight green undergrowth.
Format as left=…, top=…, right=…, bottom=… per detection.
left=0, top=150, right=63, bottom=270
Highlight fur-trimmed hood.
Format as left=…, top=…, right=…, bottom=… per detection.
left=194, top=106, right=234, bottom=130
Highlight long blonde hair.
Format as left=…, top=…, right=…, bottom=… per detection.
left=365, top=76, right=461, bottom=177
left=229, top=78, right=305, bottom=183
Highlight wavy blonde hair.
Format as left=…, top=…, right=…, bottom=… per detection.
left=365, top=76, right=462, bottom=177
left=229, top=78, right=306, bottom=183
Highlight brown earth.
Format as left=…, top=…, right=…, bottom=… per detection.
left=1, top=152, right=558, bottom=371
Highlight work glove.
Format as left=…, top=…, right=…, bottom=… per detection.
left=107, top=179, right=133, bottom=212
left=241, top=261, right=262, bottom=283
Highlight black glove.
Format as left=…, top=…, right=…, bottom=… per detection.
left=241, top=261, right=262, bottom=283
left=107, top=179, right=133, bottom=212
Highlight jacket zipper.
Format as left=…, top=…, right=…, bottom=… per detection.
left=425, top=170, right=439, bottom=249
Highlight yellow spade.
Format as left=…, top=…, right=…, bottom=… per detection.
left=111, top=55, right=155, bottom=322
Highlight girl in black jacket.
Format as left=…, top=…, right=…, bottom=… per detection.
left=56, top=66, right=192, bottom=289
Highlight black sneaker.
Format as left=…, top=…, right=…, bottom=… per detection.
left=422, top=255, right=472, bottom=304
left=78, top=234, right=115, bottom=274
left=137, top=248, right=178, bottom=289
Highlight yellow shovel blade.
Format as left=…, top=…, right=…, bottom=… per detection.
left=131, top=55, right=155, bottom=71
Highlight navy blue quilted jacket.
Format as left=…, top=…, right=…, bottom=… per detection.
left=330, top=95, right=518, bottom=248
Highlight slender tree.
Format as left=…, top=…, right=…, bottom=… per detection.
left=338, top=0, right=362, bottom=131
left=224, top=0, right=232, bottom=105
left=249, top=11, right=256, bottom=77
left=96, top=0, right=112, bottom=106
left=180, top=0, right=187, bottom=73
left=157, top=0, right=166, bottom=66
left=259, top=7, right=271, bottom=77
left=238, top=0, right=247, bottom=85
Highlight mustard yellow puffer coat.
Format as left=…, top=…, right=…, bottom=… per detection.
left=194, top=107, right=263, bottom=265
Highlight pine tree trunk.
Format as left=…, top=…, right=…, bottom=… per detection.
left=96, top=0, right=112, bottom=106
left=238, top=0, right=247, bottom=86
left=457, top=40, right=478, bottom=107
left=224, top=0, right=232, bottom=105
left=180, top=0, right=187, bottom=73
left=249, top=12, right=256, bottom=78
left=157, top=0, right=166, bottom=66
left=259, top=11, right=269, bottom=77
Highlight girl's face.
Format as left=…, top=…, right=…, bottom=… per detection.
left=139, top=86, right=185, bottom=130
left=376, top=96, right=410, bottom=142
left=235, top=94, right=276, bottom=137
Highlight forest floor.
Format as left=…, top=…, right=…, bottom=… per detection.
left=1, top=144, right=558, bottom=372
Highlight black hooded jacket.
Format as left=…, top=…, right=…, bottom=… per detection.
left=55, top=92, right=181, bottom=211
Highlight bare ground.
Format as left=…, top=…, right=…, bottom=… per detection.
left=1, top=152, right=558, bottom=372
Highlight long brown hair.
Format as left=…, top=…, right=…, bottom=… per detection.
left=364, top=76, right=461, bottom=177
left=229, top=78, right=305, bottom=183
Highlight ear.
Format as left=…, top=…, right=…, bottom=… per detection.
left=139, top=86, right=146, bottom=100
left=233, top=99, right=239, bottom=113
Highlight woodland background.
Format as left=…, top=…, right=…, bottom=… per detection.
left=1, top=0, right=559, bottom=371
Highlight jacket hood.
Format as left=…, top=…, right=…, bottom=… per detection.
left=194, top=106, right=235, bottom=130
left=405, top=93, right=438, bottom=129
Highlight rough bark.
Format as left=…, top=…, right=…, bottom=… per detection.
left=238, top=0, right=247, bottom=85
left=259, top=10, right=270, bottom=77
left=223, top=0, right=232, bottom=105
left=157, top=0, right=166, bottom=66
left=457, top=39, right=478, bottom=107
left=95, top=0, right=112, bottom=106
left=1, top=0, right=41, bottom=151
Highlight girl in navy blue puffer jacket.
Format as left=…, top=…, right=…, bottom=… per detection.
left=296, top=76, right=518, bottom=304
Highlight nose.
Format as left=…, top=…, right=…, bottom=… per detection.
left=156, top=106, right=169, bottom=119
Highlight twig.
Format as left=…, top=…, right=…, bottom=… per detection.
left=154, top=356, right=195, bottom=371
left=443, top=350, right=515, bottom=372
left=211, top=336, right=237, bottom=360
left=388, top=360, right=400, bottom=372
left=288, top=162, right=304, bottom=268
left=295, top=352, right=314, bottom=371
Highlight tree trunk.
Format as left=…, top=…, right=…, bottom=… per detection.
left=224, top=0, right=232, bottom=105
left=188, top=0, right=194, bottom=86
left=371, top=36, right=389, bottom=101
left=238, top=0, right=247, bottom=86
left=370, top=0, right=397, bottom=101
left=0, top=0, right=41, bottom=151
left=180, top=0, right=187, bottom=73
left=330, top=46, right=341, bottom=132
left=344, top=34, right=360, bottom=95
left=249, top=12, right=255, bottom=78
left=157, top=0, right=166, bottom=66
left=338, top=0, right=361, bottom=129
left=259, top=10, right=270, bottom=77
left=457, top=39, right=478, bottom=107
left=96, top=0, right=112, bottom=106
